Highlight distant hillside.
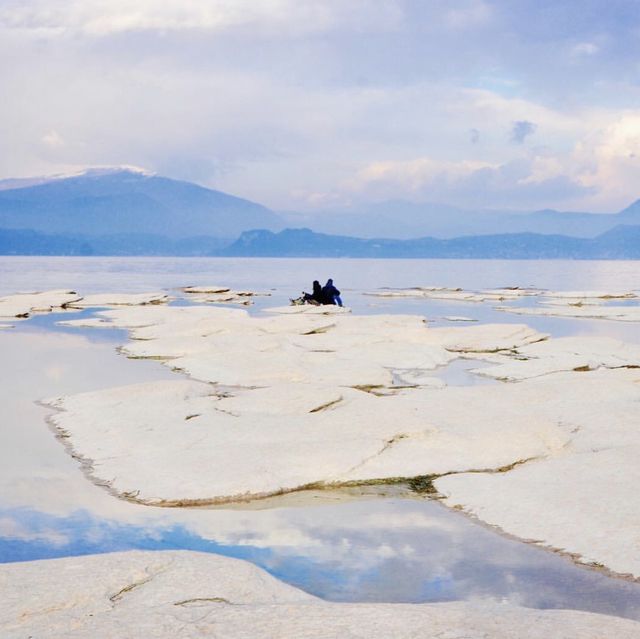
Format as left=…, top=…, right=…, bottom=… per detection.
left=0, top=168, right=284, bottom=239
left=0, top=228, right=93, bottom=255
left=281, top=199, right=640, bottom=240
left=1, top=167, right=639, bottom=257
left=218, top=226, right=640, bottom=259
left=1, top=224, right=639, bottom=258
left=0, top=228, right=228, bottom=256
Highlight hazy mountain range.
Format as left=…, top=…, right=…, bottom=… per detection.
left=0, top=167, right=639, bottom=258
left=280, top=200, right=640, bottom=239
left=220, top=226, right=640, bottom=259
left=0, top=167, right=282, bottom=239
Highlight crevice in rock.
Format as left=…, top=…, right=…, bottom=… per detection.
left=173, top=597, right=232, bottom=606
left=309, top=397, right=343, bottom=413
left=302, top=323, right=336, bottom=335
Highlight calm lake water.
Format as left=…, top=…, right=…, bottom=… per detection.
left=2, top=256, right=640, bottom=618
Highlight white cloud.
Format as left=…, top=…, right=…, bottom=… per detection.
left=444, top=0, right=493, bottom=29
left=0, top=516, right=69, bottom=546
left=0, top=0, right=403, bottom=36
left=41, top=130, right=65, bottom=148
left=571, top=42, right=600, bottom=57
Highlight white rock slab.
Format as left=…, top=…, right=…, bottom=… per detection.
left=2, top=551, right=639, bottom=639
left=181, top=285, right=270, bottom=305
left=74, top=307, right=544, bottom=388
left=265, top=304, right=351, bottom=314
left=428, top=323, right=547, bottom=352
left=49, top=303, right=640, bottom=575
left=47, top=369, right=594, bottom=505
left=496, top=304, right=640, bottom=322
left=182, top=285, right=232, bottom=294
left=436, top=368, right=640, bottom=576
left=366, top=287, right=540, bottom=303
left=0, top=290, right=82, bottom=318
left=472, top=336, right=640, bottom=381
left=544, top=290, right=637, bottom=299
left=442, top=316, right=477, bottom=322
left=68, top=292, right=169, bottom=307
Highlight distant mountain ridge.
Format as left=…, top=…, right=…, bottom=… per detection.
left=218, top=226, right=640, bottom=259
left=0, top=168, right=284, bottom=239
left=281, top=199, right=640, bottom=239
left=0, top=167, right=639, bottom=257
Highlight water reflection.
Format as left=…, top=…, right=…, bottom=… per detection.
left=2, top=500, right=640, bottom=619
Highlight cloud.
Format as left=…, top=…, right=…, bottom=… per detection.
left=348, top=153, right=592, bottom=209
left=444, top=0, right=493, bottom=29
left=0, top=0, right=404, bottom=36
left=0, top=0, right=639, bottom=212
left=510, top=120, right=537, bottom=144
left=571, top=42, right=599, bottom=57
left=41, top=130, right=65, bottom=149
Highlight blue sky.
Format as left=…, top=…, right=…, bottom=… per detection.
left=1, top=0, right=640, bottom=212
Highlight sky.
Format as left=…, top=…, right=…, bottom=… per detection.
left=1, top=0, right=640, bottom=213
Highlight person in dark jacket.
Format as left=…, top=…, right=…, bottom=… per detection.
left=303, top=280, right=323, bottom=305
left=321, top=279, right=342, bottom=306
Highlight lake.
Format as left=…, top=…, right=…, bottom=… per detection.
left=2, top=256, right=640, bottom=618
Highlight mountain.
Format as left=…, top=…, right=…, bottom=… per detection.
left=1, top=167, right=639, bottom=256
left=0, top=168, right=284, bottom=239
left=0, top=228, right=93, bottom=255
left=281, top=200, right=638, bottom=240
left=218, top=226, right=640, bottom=259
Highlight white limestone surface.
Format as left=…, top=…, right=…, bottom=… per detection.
left=181, top=285, right=270, bottom=305
left=182, top=285, right=233, bottom=293
left=46, top=303, right=640, bottom=575
left=68, top=292, right=169, bottom=307
left=366, top=287, right=542, bottom=303
left=0, top=289, right=81, bottom=318
left=48, top=375, right=577, bottom=504
left=3, top=550, right=639, bottom=639
left=428, top=323, right=546, bottom=352
left=435, top=368, right=640, bottom=576
left=64, top=306, right=545, bottom=388
left=472, top=336, right=640, bottom=381
left=265, top=304, right=351, bottom=314
left=496, top=303, right=640, bottom=322
left=543, top=290, right=637, bottom=299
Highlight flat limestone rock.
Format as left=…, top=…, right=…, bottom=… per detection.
left=3, top=551, right=640, bottom=639
left=265, top=304, right=351, bottom=314
left=428, top=323, right=547, bottom=352
left=366, top=287, right=540, bottom=303
left=68, top=307, right=543, bottom=388
left=68, top=292, right=169, bottom=307
left=473, top=336, right=640, bottom=381
left=496, top=304, right=640, bottom=322
left=48, top=303, right=640, bottom=575
left=47, top=366, right=624, bottom=505
left=0, top=290, right=82, bottom=318
left=182, top=285, right=232, bottom=294
left=544, top=290, right=638, bottom=299
left=435, top=368, right=640, bottom=576
left=181, top=285, right=270, bottom=305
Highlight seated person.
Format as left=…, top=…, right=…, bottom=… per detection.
left=321, top=279, right=342, bottom=306
left=302, top=280, right=323, bottom=305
